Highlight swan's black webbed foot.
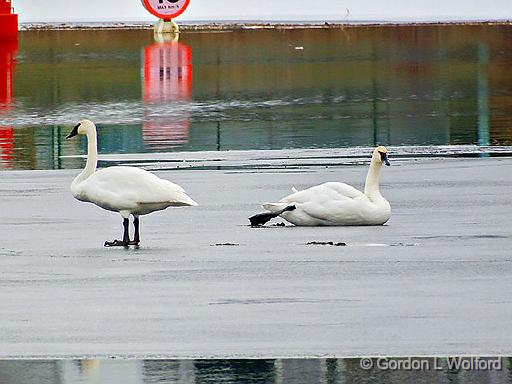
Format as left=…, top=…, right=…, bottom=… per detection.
left=104, top=240, right=129, bottom=247
left=249, top=212, right=276, bottom=227
left=104, top=218, right=133, bottom=247
left=249, top=205, right=296, bottom=227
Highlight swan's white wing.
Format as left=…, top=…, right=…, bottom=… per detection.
left=281, top=182, right=363, bottom=205
left=319, top=182, right=365, bottom=199
left=262, top=185, right=335, bottom=213
left=83, top=166, right=196, bottom=208
left=265, top=182, right=368, bottom=224
left=300, top=199, right=365, bottom=224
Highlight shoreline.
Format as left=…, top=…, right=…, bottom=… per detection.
left=2, top=145, right=512, bottom=172
left=19, top=20, right=512, bottom=31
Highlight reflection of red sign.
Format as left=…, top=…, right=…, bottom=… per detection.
left=142, top=41, right=192, bottom=150
left=0, top=127, right=14, bottom=165
left=143, top=41, right=192, bottom=102
left=141, top=0, right=191, bottom=19
left=0, top=38, right=17, bottom=167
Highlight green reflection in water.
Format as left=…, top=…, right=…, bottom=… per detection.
left=0, top=25, right=511, bottom=170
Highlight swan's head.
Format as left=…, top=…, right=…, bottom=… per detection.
left=373, top=146, right=390, bottom=166
left=66, top=119, right=96, bottom=139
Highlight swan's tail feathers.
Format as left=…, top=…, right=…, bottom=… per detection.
left=183, top=197, right=199, bottom=207
left=170, top=192, right=198, bottom=207
left=248, top=204, right=296, bottom=226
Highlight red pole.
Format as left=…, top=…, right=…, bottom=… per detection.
left=0, top=38, right=17, bottom=167
left=0, top=0, right=18, bottom=39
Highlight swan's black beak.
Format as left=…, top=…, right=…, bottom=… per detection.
left=380, top=151, right=390, bottom=166
left=66, top=123, right=80, bottom=139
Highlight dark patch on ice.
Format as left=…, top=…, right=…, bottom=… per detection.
left=271, top=222, right=286, bottom=227
left=211, top=243, right=240, bottom=247
left=306, top=241, right=346, bottom=246
left=210, top=297, right=358, bottom=306
left=414, top=235, right=508, bottom=240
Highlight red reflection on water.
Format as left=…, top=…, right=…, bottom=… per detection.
left=142, top=41, right=192, bottom=149
left=0, top=38, right=17, bottom=167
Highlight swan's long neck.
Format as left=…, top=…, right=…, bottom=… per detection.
left=364, top=158, right=383, bottom=201
left=72, top=129, right=98, bottom=186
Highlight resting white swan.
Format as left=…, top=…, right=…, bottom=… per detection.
left=67, top=119, right=197, bottom=247
left=249, top=146, right=391, bottom=226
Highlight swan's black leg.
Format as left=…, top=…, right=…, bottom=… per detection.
left=123, top=218, right=130, bottom=243
left=104, top=218, right=130, bottom=247
left=129, top=217, right=140, bottom=245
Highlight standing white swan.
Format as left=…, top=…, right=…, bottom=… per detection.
left=67, top=119, right=197, bottom=247
left=249, top=146, right=391, bottom=226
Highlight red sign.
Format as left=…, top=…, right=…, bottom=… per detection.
left=141, top=0, right=191, bottom=19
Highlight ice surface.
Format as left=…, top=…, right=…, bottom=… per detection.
left=0, top=156, right=511, bottom=358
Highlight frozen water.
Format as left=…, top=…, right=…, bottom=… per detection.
left=0, top=156, right=511, bottom=358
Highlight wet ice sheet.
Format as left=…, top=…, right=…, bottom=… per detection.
left=63, top=145, right=512, bottom=170
left=0, top=157, right=511, bottom=358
